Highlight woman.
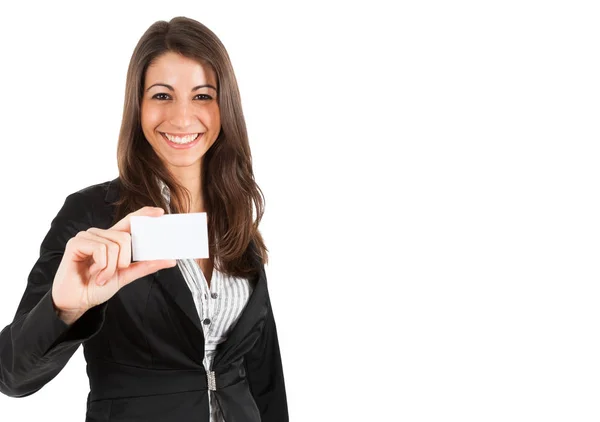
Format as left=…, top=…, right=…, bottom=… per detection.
left=0, top=16, right=288, bottom=422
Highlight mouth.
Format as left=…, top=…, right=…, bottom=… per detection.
left=159, top=132, right=204, bottom=149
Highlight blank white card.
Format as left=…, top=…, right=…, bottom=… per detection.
left=130, top=213, right=209, bottom=261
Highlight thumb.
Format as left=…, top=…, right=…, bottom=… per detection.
left=118, top=259, right=177, bottom=286
left=110, top=206, right=165, bottom=233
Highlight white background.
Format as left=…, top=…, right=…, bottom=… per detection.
left=0, top=0, right=598, bottom=421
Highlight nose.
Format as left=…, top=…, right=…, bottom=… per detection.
left=168, top=100, right=196, bottom=129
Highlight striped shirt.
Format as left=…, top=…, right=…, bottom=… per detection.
left=157, top=178, right=254, bottom=422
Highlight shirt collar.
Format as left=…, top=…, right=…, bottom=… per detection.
left=155, top=176, right=171, bottom=212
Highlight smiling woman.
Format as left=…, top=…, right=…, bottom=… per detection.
left=142, top=52, right=221, bottom=176
left=0, top=16, right=288, bottom=422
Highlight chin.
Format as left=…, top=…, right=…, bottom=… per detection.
left=167, top=154, right=206, bottom=167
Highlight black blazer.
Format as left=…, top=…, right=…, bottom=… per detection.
left=0, top=178, right=288, bottom=422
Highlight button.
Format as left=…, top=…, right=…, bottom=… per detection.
left=211, top=293, right=218, bottom=299
left=203, top=318, right=211, bottom=325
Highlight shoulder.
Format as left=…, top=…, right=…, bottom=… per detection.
left=55, top=178, right=116, bottom=224
left=73, top=178, right=114, bottom=200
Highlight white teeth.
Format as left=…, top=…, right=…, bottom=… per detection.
left=163, top=133, right=200, bottom=144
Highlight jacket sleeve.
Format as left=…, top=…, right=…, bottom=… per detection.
left=245, top=283, right=289, bottom=422
left=0, top=192, right=108, bottom=398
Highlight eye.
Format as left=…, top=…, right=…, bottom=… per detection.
left=194, top=94, right=213, bottom=100
left=152, top=93, right=171, bottom=100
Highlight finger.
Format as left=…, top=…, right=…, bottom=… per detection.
left=75, top=231, right=119, bottom=286
left=118, top=259, right=177, bottom=287
left=86, top=228, right=131, bottom=270
left=67, top=235, right=107, bottom=273
left=110, top=206, right=165, bottom=233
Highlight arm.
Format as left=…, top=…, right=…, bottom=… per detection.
left=245, top=285, right=289, bottom=422
left=0, top=192, right=107, bottom=398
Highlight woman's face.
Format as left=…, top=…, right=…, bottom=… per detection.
left=141, top=51, right=221, bottom=173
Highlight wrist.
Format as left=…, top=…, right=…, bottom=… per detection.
left=51, top=295, right=83, bottom=326
left=56, top=308, right=81, bottom=325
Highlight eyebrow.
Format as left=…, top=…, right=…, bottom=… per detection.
left=146, top=83, right=217, bottom=92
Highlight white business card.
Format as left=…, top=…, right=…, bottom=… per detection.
left=130, top=213, right=209, bottom=261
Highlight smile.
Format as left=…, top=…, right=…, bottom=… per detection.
left=160, top=132, right=201, bottom=144
left=159, top=132, right=204, bottom=150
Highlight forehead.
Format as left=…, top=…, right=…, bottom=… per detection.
left=145, top=51, right=216, bottom=87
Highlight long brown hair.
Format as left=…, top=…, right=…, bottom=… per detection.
left=112, top=16, right=268, bottom=279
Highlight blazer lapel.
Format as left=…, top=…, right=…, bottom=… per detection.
left=212, top=270, right=267, bottom=368
left=154, top=265, right=205, bottom=334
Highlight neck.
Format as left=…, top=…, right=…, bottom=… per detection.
left=169, top=162, right=205, bottom=213
left=190, top=201, right=205, bottom=213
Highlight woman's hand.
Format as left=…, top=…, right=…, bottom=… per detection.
left=51, top=206, right=177, bottom=325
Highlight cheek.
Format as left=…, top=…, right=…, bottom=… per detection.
left=207, top=105, right=221, bottom=128
left=193, top=106, right=220, bottom=130
left=141, top=105, right=164, bottom=133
